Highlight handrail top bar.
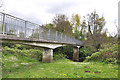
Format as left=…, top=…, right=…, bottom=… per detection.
left=0, top=12, right=40, bottom=26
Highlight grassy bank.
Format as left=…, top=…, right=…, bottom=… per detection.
left=2, top=43, right=119, bottom=78
left=2, top=55, right=118, bottom=78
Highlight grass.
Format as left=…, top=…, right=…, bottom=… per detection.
left=2, top=54, right=119, bottom=78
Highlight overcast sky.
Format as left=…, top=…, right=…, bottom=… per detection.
left=1, top=0, right=119, bottom=35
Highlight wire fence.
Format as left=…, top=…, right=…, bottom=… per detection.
left=0, top=12, right=82, bottom=45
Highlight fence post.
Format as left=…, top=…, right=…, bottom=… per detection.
left=39, top=26, right=40, bottom=39
left=64, top=35, right=66, bottom=42
left=5, top=23, right=7, bottom=35
left=25, top=21, right=27, bottom=37
left=61, top=32, right=63, bottom=42
left=56, top=31, right=58, bottom=41
left=2, top=13, right=5, bottom=35
left=48, top=29, right=50, bottom=40
left=32, top=29, right=34, bottom=38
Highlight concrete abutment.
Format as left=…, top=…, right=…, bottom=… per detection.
left=42, top=48, right=53, bottom=62
left=73, top=47, right=79, bottom=62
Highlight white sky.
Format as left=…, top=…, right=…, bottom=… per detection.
left=1, top=0, right=120, bottom=35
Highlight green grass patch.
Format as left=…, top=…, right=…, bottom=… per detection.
left=2, top=58, right=119, bottom=78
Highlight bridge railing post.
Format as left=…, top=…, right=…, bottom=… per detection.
left=2, top=13, right=5, bottom=35
left=5, top=23, right=7, bottom=35
left=32, top=29, right=34, bottom=38
left=61, top=32, right=63, bottom=42
left=70, top=37, right=72, bottom=43
left=69, top=36, right=71, bottom=43
left=66, top=36, right=67, bottom=42
left=72, top=37, right=74, bottom=43
left=64, top=35, right=66, bottom=42
left=38, top=26, right=40, bottom=39
left=48, top=29, right=50, bottom=40
left=62, top=34, right=64, bottom=42
left=55, top=31, right=58, bottom=41
left=67, top=36, right=69, bottom=43
left=25, top=21, right=27, bottom=38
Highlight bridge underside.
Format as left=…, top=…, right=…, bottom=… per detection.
left=1, top=35, right=81, bottom=62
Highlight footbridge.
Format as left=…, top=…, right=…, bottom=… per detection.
left=0, top=12, right=83, bottom=62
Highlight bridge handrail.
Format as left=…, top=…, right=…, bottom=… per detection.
left=0, top=12, right=82, bottom=45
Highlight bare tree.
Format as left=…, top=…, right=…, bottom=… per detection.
left=85, top=10, right=107, bottom=51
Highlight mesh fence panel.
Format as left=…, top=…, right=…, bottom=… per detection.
left=0, top=12, right=82, bottom=45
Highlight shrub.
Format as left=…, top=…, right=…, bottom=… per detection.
left=28, top=49, right=42, bottom=61
left=91, top=52, right=102, bottom=61
left=2, top=46, right=21, bottom=56
left=79, top=46, right=92, bottom=61
left=54, top=46, right=73, bottom=60
left=104, top=58, right=118, bottom=64
left=2, top=45, right=43, bottom=61
left=84, top=56, right=91, bottom=62
left=53, top=53, right=66, bottom=61
left=84, top=43, right=118, bottom=64
left=84, top=52, right=102, bottom=62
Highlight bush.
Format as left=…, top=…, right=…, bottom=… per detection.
left=2, top=46, right=21, bottom=56
left=91, top=52, right=102, bottom=61
left=53, top=53, right=66, bottom=61
left=84, top=43, right=118, bottom=64
left=21, top=49, right=42, bottom=61
left=104, top=58, right=118, bottom=64
left=84, top=56, right=91, bottom=62
left=79, top=46, right=92, bottom=61
left=2, top=44, right=43, bottom=61
left=54, top=46, right=73, bottom=60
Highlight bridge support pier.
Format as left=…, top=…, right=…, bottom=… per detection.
left=42, top=48, right=53, bottom=62
left=73, top=47, right=79, bottom=62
